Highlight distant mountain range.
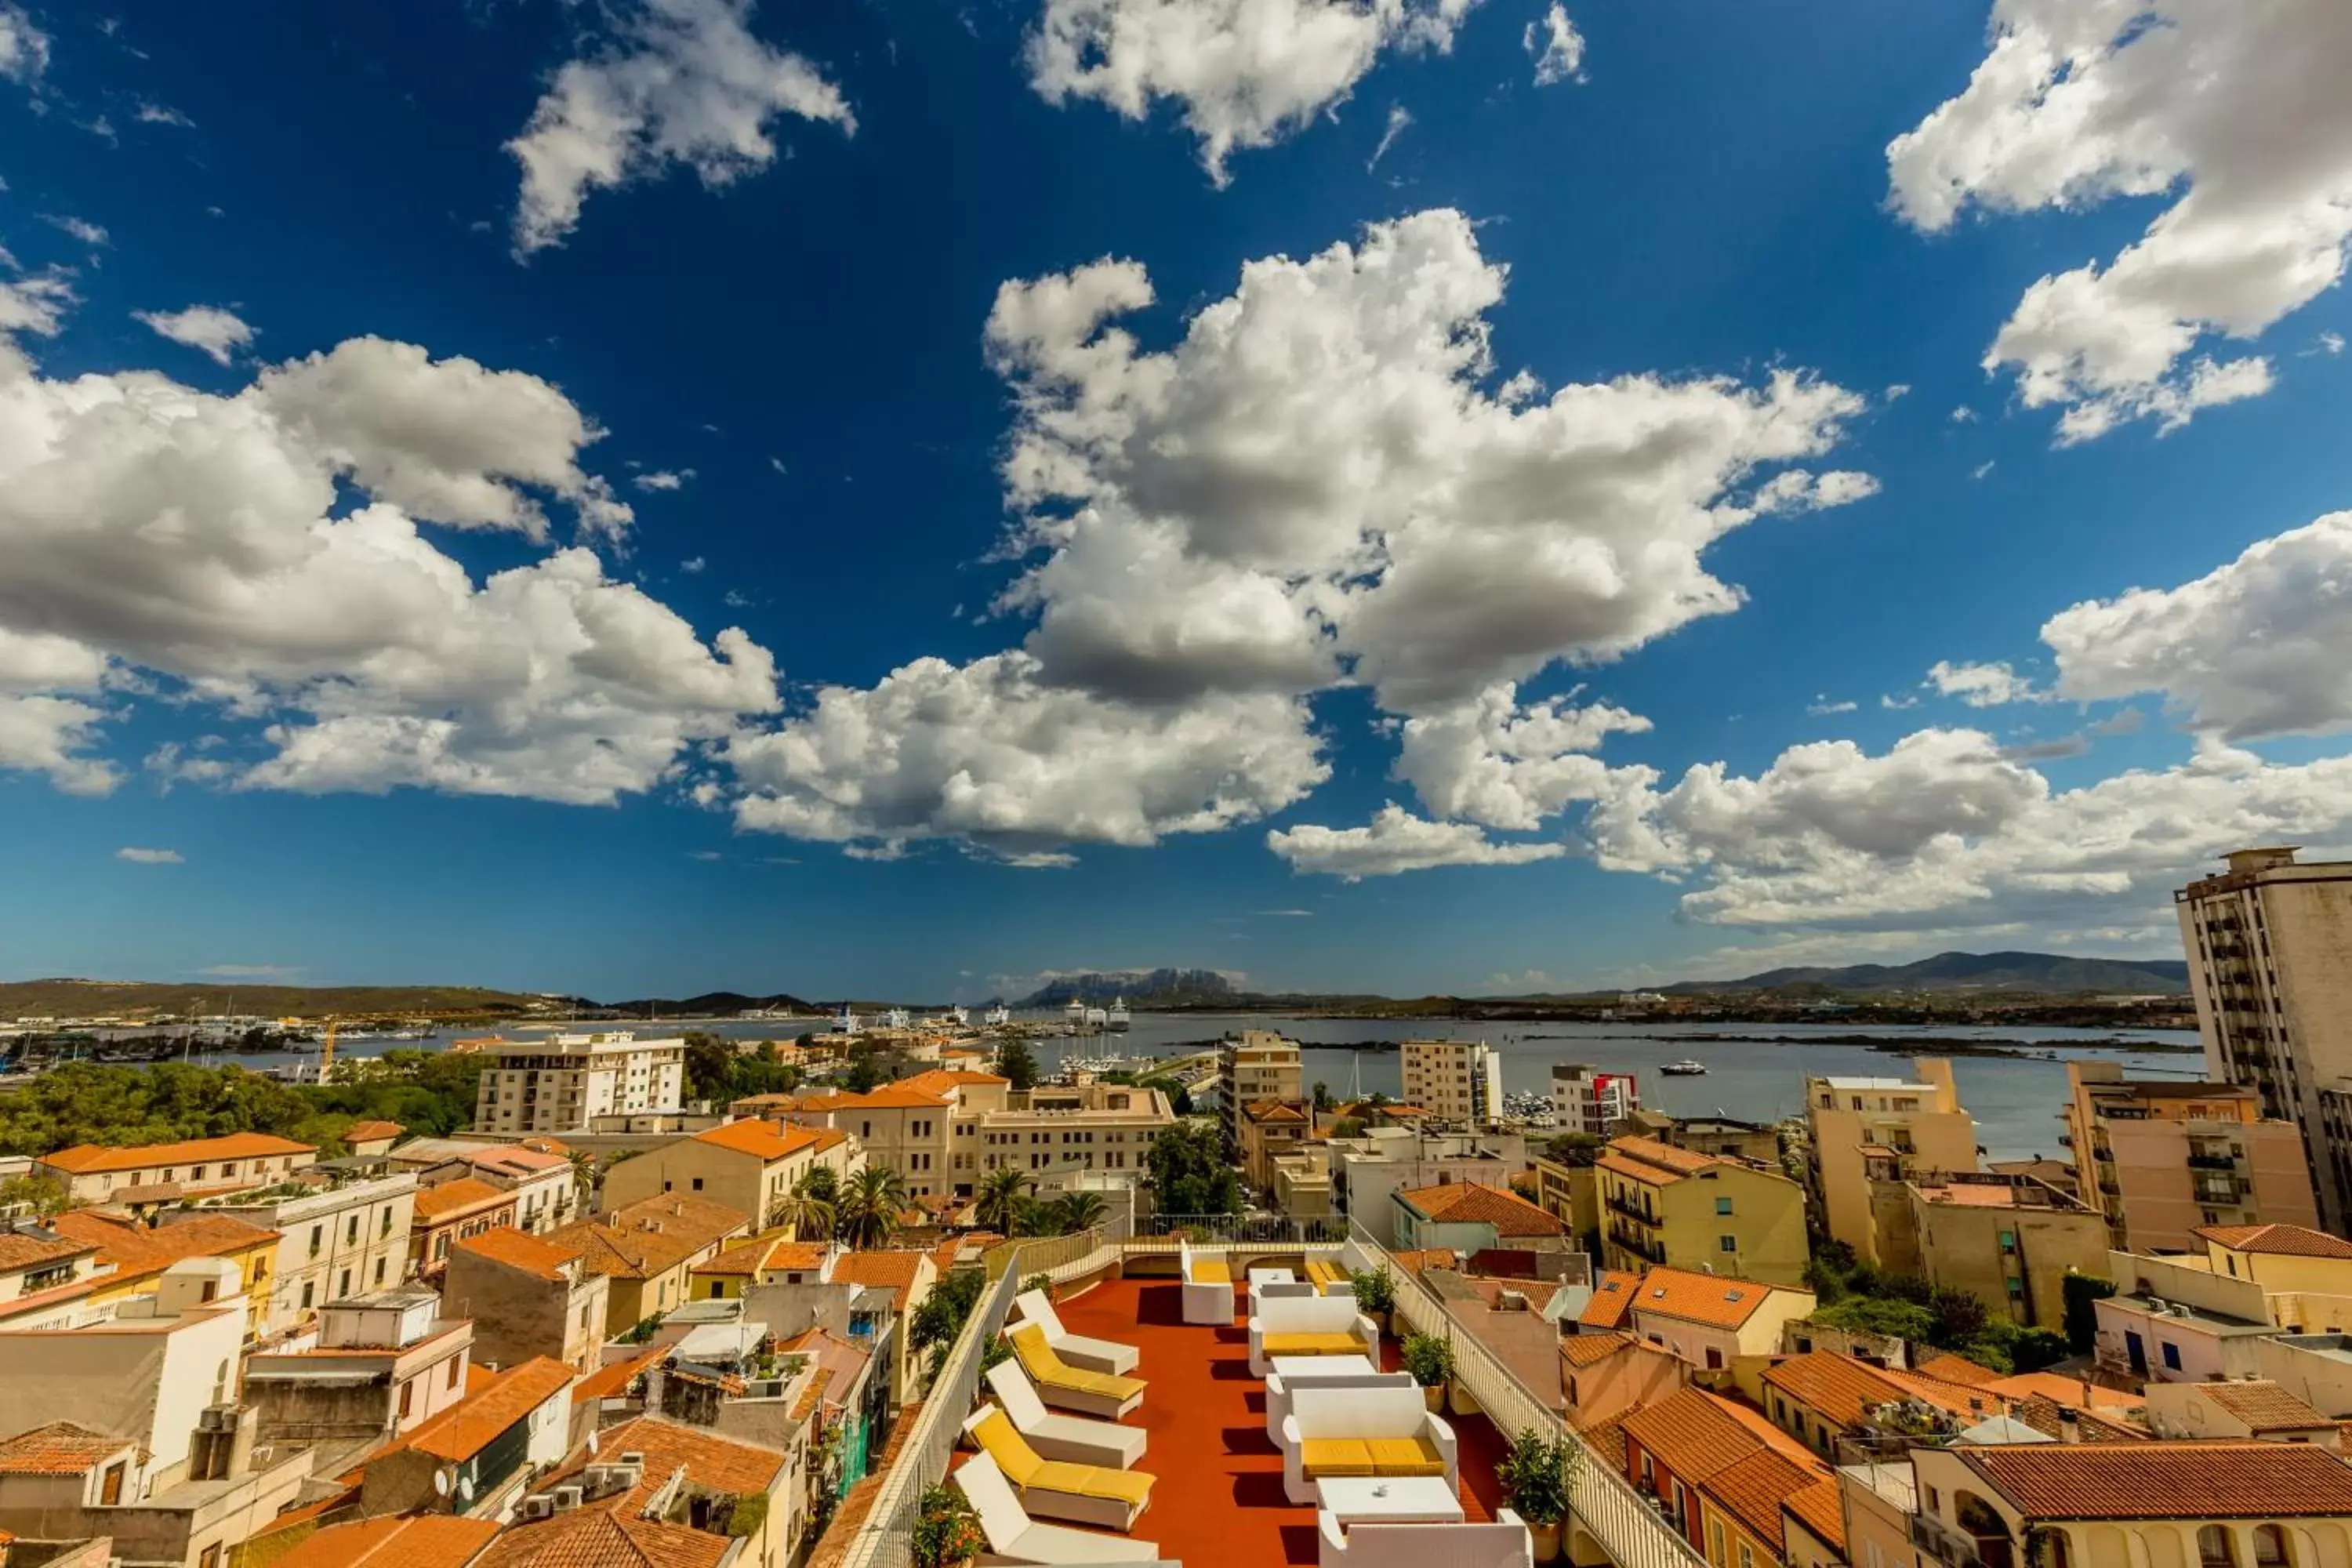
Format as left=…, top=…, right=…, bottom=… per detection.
left=0, top=978, right=568, bottom=1018
left=1013, top=969, right=1240, bottom=1008
left=1664, top=950, right=2190, bottom=996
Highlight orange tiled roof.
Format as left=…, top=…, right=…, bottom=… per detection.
left=273, top=1514, right=498, bottom=1568
left=38, top=1132, right=315, bottom=1174
left=829, top=1250, right=931, bottom=1310
left=1956, top=1441, right=2352, bottom=1519
left=1762, top=1352, right=1984, bottom=1430
left=470, top=1147, right=573, bottom=1177
left=51, top=1210, right=272, bottom=1276
left=1914, top=1352, right=2003, bottom=1388
left=1580, top=1271, right=1638, bottom=1330
left=695, top=1237, right=829, bottom=1278
left=344, top=1121, right=406, bottom=1144
left=573, top=1346, right=667, bottom=1404
left=1394, top=1181, right=1567, bottom=1237
left=1983, top=1371, right=2143, bottom=1412
left=807, top=1128, right=850, bottom=1154
left=0, top=1421, right=130, bottom=1475
left=689, top=1120, right=826, bottom=1162
left=404, top=1357, right=576, bottom=1461
left=415, top=1178, right=514, bottom=1224
left=1628, top=1265, right=1796, bottom=1329
left=2190, top=1379, right=2332, bottom=1432
left=603, top=1193, right=751, bottom=1251
left=2194, top=1223, right=2352, bottom=1259
left=1562, top=1331, right=1635, bottom=1368
left=1388, top=1248, right=1460, bottom=1276
left=590, top=1414, right=787, bottom=1495
left=476, top=1496, right=727, bottom=1568
left=454, top=1225, right=580, bottom=1281
left=1621, top=1389, right=1814, bottom=1486
left=1243, top=1099, right=1310, bottom=1124
left=0, top=1229, right=98, bottom=1272
left=1709, top=1446, right=1818, bottom=1552
left=1783, top=1475, right=1846, bottom=1550
left=895, top=1069, right=1009, bottom=1093
left=1598, top=1137, right=1724, bottom=1182
left=809, top=1086, right=953, bottom=1111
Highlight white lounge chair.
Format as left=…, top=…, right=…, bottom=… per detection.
left=1007, top=1322, right=1146, bottom=1420
left=1013, top=1288, right=1142, bottom=1375
left=1178, top=1239, right=1234, bottom=1326
left=1247, top=1294, right=1381, bottom=1378
left=1277, top=1383, right=1459, bottom=1507
left=989, top=1359, right=1149, bottom=1468
left=964, top=1404, right=1155, bottom=1531
left=1316, top=1511, right=1532, bottom=1568
left=954, top=1451, right=1164, bottom=1566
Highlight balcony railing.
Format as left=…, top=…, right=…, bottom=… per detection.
left=1607, top=1225, right=1668, bottom=1265
left=1606, top=1194, right=1657, bottom=1225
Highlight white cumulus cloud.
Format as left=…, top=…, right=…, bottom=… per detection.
left=1393, top=681, right=1646, bottom=830
left=1524, top=2, right=1583, bottom=85
left=508, top=0, right=854, bottom=256
left=1269, top=803, right=1566, bottom=878
left=115, top=847, right=183, bottom=864
left=134, top=305, right=256, bottom=366
left=1926, top=659, right=2045, bottom=708
left=0, top=0, right=48, bottom=88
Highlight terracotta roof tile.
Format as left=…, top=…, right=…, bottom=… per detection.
left=1783, top=1475, right=1846, bottom=1549
left=38, top=1133, right=315, bottom=1174
left=415, top=1178, right=514, bottom=1224
left=344, top=1121, right=406, bottom=1144
left=603, top=1194, right=751, bottom=1252
left=585, top=1414, right=786, bottom=1495
left=1580, top=1271, right=1639, bottom=1330
left=688, top=1120, right=826, bottom=1162
left=1599, top=1138, right=1725, bottom=1181
left=477, top=1498, right=727, bottom=1568
left=1394, top=1181, right=1567, bottom=1237
left=1562, top=1331, right=1635, bottom=1368
left=51, top=1211, right=272, bottom=1276
left=829, top=1250, right=932, bottom=1311
left=1957, top=1441, right=2352, bottom=1519
left=895, top=1069, right=1008, bottom=1093
left=403, top=1357, right=576, bottom=1462
left=2194, top=1223, right=2352, bottom=1259
left=1621, top=1390, right=1812, bottom=1485
left=1709, top=1446, right=1818, bottom=1550
left=1762, top=1352, right=1987, bottom=1431
left=2191, top=1379, right=2333, bottom=1432
left=0, top=1422, right=131, bottom=1475
left=0, top=1229, right=98, bottom=1272
left=456, top=1226, right=579, bottom=1281
left=1914, top=1352, right=2004, bottom=1388
left=274, top=1515, right=498, bottom=1568
left=574, top=1347, right=667, bottom=1405
left=694, top=1238, right=829, bottom=1278
left=1629, top=1265, right=1798, bottom=1329
left=1983, top=1372, right=2143, bottom=1412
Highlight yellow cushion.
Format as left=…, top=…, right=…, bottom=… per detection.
left=1011, top=1323, right=1071, bottom=1381
left=1264, top=1332, right=1363, bottom=1356
left=1033, top=1461, right=1155, bottom=1508
left=971, top=1410, right=1045, bottom=1487
left=1192, top=1259, right=1231, bottom=1284
left=1301, top=1439, right=1376, bottom=1477
left=1058, top=1367, right=1145, bottom=1401
left=1306, top=1259, right=1343, bottom=1288
left=1367, top=1437, right=1446, bottom=1477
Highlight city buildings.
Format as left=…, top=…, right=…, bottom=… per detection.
left=50, top=1210, right=278, bottom=1314
left=441, top=1228, right=612, bottom=1371
left=1401, top=1038, right=1504, bottom=1128
left=1613, top=1385, right=1846, bottom=1568
left=1551, top=1063, right=1639, bottom=1134
left=544, top=1193, right=750, bottom=1333
left=1218, top=1030, right=1301, bottom=1151
left=1236, top=1098, right=1312, bottom=1191
left=2178, top=847, right=2352, bottom=1234
left=596, top=1119, right=840, bottom=1234
left=35, top=1133, right=318, bottom=1207
left=1594, top=1134, right=1809, bottom=1287
left=244, top=1288, right=476, bottom=1450
left=1581, top=1263, right=1817, bottom=1375
left=1388, top=1181, right=1572, bottom=1261
left=470, top=1032, right=688, bottom=1136
left=410, top=1178, right=519, bottom=1282
left=1324, top=1127, right=1529, bottom=1244
left=1878, top=1171, right=2111, bottom=1328
left=180, top=1167, right=418, bottom=1335
left=1804, top=1061, right=1980, bottom=1265
left=1615, top=1109, right=1784, bottom=1166
left=2092, top=1222, right=2352, bottom=1384
left=2064, top=1062, right=2319, bottom=1252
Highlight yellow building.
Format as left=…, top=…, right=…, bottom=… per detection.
left=2065, top=1062, right=2319, bottom=1253
left=34, top=1132, right=317, bottom=1206
left=1237, top=1100, right=1312, bottom=1192
left=1805, top=1061, right=1980, bottom=1265
left=1873, top=1171, right=2114, bottom=1327
left=50, top=1210, right=278, bottom=1313
left=1530, top=1154, right=1599, bottom=1241
left=688, top=1236, right=838, bottom=1301
left=543, top=1192, right=750, bottom=1331
left=597, top=1119, right=849, bottom=1235
left=1595, top=1136, right=1809, bottom=1287
left=1221, top=1032, right=1302, bottom=1152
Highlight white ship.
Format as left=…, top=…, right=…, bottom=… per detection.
left=1064, top=999, right=1086, bottom=1029
left=1106, top=996, right=1131, bottom=1030
left=1083, top=1007, right=1109, bottom=1030
left=984, top=1004, right=1011, bottom=1027
left=834, top=1007, right=861, bottom=1034
left=1661, top=1059, right=1708, bottom=1076
left=884, top=1007, right=911, bottom=1029
left=944, top=1004, right=969, bottom=1027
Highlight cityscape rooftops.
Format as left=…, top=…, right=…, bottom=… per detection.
left=0, top=1421, right=134, bottom=1475
left=343, top=1120, right=407, bottom=1145
left=415, top=1177, right=512, bottom=1223
left=1627, top=1264, right=1798, bottom=1328
left=0, top=1225, right=99, bottom=1273
left=2183, top=1379, right=2333, bottom=1433
left=51, top=1210, right=272, bottom=1275
left=1394, top=1181, right=1568, bottom=1237
left=455, top=1226, right=583, bottom=1282
left=38, top=1132, right=316, bottom=1173
left=2194, top=1222, right=2352, bottom=1259
left=685, top=1119, right=826, bottom=1161
left=1598, top=1136, right=1726, bottom=1179
left=828, top=1249, right=931, bottom=1311
left=1578, top=1269, right=1639, bottom=1330
left=1951, top=1441, right=2352, bottom=1519
left=270, top=1514, right=498, bottom=1568
left=400, top=1356, right=576, bottom=1463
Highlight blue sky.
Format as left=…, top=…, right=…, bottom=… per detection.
left=3, top=0, right=2351, bottom=1001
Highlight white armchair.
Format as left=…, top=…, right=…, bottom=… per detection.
left=1012, top=1288, right=1142, bottom=1375
left=953, top=1451, right=1166, bottom=1566
left=1277, top=1384, right=1458, bottom=1506
left=1248, top=1293, right=1381, bottom=1377
left=1316, top=1511, right=1532, bottom=1568
left=1265, top=1366, right=1415, bottom=1443
left=1178, top=1240, right=1233, bottom=1327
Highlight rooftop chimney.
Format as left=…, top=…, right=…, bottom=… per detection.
left=2057, top=1406, right=2081, bottom=1443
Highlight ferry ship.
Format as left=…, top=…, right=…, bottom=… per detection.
left=1106, top=996, right=1131, bottom=1030
left=1660, top=1059, right=1708, bottom=1076
left=1065, top=999, right=1087, bottom=1030
left=834, top=1007, right=862, bottom=1034
left=984, top=1004, right=1011, bottom=1027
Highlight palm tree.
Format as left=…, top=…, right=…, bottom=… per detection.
left=771, top=1183, right=836, bottom=1242
left=1052, top=1191, right=1106, bottom=1236
left=975, top=1167, right=1030, bottom=1233
left=836, top=1165, right=906, bottom=1249
left=564, top=1150, right=600, bottom=1218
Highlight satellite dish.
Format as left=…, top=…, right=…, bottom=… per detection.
left=433, top=1468, right=452, bottom=1497
left=587, top=1431, right=601, bottom=1457
left=456, top=1475, right=474, bottom=1504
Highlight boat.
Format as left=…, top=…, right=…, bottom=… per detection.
left=1661, top=1059, right=1708, bottom=1076
left=834, top=1007, right=862, bottom=1034
left=1106, top=996, right=1131, bottom=1030
left=1083, top=1007, right=1109, bottom=1030
left=1064, top=1000, right=1086, bottom=1029
left=984, top=1004, right=1011, bottom=1027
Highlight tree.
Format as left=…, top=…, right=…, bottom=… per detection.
left=798, top=1164, right=841, bottom=1208
left=2061, top=1272, right=2115, bottom=1353
left=975, top=1167, right=1031, bottom=1233
left=1148, top=1120, right=1240, bottom=1216
left=771, top=1181, right=837, bottom=1241
left=911, top=1267, right=987, bottom=1354
left=996, top=1038, right=1039, bottom=1091
left=1926, top=1285, right=1990, bottom=1350
left=1052, top=1190, right=1107, bottom=1235
left=1312, top=1082, right=1330, bottom=1112
left=1327, top=1118, right=1365, bottom=1140
left=836, top=1165, right=906, bottom=1248
left=0, top=1174, right=67, bottom=1218
left=682, top=1033, right=735, bottom=1103
left=843, top=1051, right=889, bottom=1094
left=566, top=1150, right=602, bottom=1211
left=1134, top=1075, right=1191, bottom=1115
left=1543, top=1132, right=1605, bottom=1167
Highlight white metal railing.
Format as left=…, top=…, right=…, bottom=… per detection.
left=1353, top=1225, right=1707, bottom=1568
left=1127, top=1213, right=1352, bottom=1246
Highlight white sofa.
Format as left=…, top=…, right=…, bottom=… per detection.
left=1011, top=1289, right=1142, bottom=1375
left=989, top=1359, right=1149, bottom=1469
left=1277, top=1384, right=1458, bottom=1506
left=1265, top=1365, right=1415, bottom=1443
left=1316, top=1511, right=1531, bottom=1568
left=953, top=1451, right=1166, bottom=1566
left=1178, top=1240, right=1233, bottom=1327
left=1247, top=1293, right=1381, bottom=1377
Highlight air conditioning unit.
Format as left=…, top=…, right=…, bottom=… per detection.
left=198, top=1405, right=243, bottom=1433
left=522, top=1497, right=555, bottom=1520
left=553, top=1486, right=585, bottom=1512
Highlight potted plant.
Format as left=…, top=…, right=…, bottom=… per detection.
left=1498, top=1427, right=1577, bottom=1564
left=913, top=1481, right=986, bottom=1568
left=1402, top=1332, right=1455, bottom=1413
left=1350, top=1265, right=1396, bottom=1334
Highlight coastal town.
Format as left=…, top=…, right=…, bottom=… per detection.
left=0, top=848, right=2344, bottom=1568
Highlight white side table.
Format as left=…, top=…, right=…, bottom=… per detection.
left=1314, top=1476, right=1465, bottom=1527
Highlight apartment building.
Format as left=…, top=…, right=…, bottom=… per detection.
left=544, top=1192, right=750, bottom=1330
left=176, top=1167, right=418, bottom=1334
left=2094, top=1222, right=2352, bottom=1384
left=598, top=1118, right=844, bottom=1233
left=245, top=1288, right=476, bottom=1447
left=51, top=1210, right=278, bottom=1313
left=411, top=1178, right=518, bottom=1281
left=1595, top=1134, right=1809, bottom=1287
left=2177, top=847, right=2352, bottom=1234
left=1326, top=1127, right=1530, bottom=1244
left=1390, top=1181, right=1572, bottom=1258
left=1617, top=1109, right=1784, bottom=1166
left=1599, top=1264, right=1817, bottom=1375
left=1219, top=1031, right=1302, bottom=1151
left=1805, top=1061, right=1980, bottom=1265
left=770, top=1084, right=956, bottom=1201
left=2064, top=1062, right=2318, bottom=1252
left=470, top=1031, right=688, bottom=1135
left=0, top=1221, right=106, bottom=1327
left=1879, top=1172, right=2110, bottom=1327
left=1401, top=1037, right=1504, bottom=1128
left=441, top=1227, right=612, bottom=1371
left=35, top=1133, right=318, bottom=1206
left=969, top=1080, right=1174, bottom=1188
left=1551, top=1064, right=1639, bottom=1134
left=1237, top=1099, right=1312, bottom=1191
left=1616, top=1386, right=1846, bottom=1568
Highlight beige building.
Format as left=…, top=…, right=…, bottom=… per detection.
left=1871, top=1171, right=2111, bottom=1328
left=2064, top=1062, right=2318, bottom=1253
left=1616, top=1109, right=1783, bottom=1166
left=442, top=1227, right=612, bottom=1371
left=35, top=1133, right=317, bottom=1206
left=1401, top=1037, right=1504, bottom=1128
left=969, top=1080, right=1174, bottom=1186
left=1559, top=1329, right=1687, bottom=1431
left=176, top=1167, right=418, bottom=1334
left=1221, top=1031, right=1302, bottom=1151
left=0, top=1221, right=107, bottom=1327
left=1595, top=1135, right=1809, bottom=1287
left=1551, top=1065, right=1639, bottom=1134
left=2143, top=1377, right=2341, bottom=1445
left=1530, top=1154, right=1599, bottom=1240
left=471, top=1031, right=688, bottom=1135
left=1238, top=1099, right=1312, bottom=1192
left=1806, top=1061, right=1980, bottom=1265
left=545, top=1192, right=750, bottom=1332
left=1606, top=1263, right=1817, bottom=1375
left=2179, top=847, right=2352, bottom=1234
left=1269, top=1143, right=1335, bottom=1220
left=244, top=1287, right=477, bottom=1449
left=2093, top=1222, right=2352, bottom=1385
left=598, top=1119, right=844, bottom=1233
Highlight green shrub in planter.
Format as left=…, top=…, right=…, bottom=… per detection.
left=1402, top=1333, right=1454, bottom=1388
left=913, top=1482, right=986, bottom=1568
left=1350, top=1265, right=1396, bottom=1318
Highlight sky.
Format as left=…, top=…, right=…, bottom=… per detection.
left=3, top=0, right=2352, bottom=1003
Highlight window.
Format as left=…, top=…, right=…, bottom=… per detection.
left=1719, top=1235, right=1737, bottom=1253
left=1705, top=1347, right=1724, bottom=1370
left=691, top=1178, right=704, bottom=1191
left=381, top=1207, right=394, bottom=1237
left=447, top=1358, right=461, bottom=1389
left=199, top=1545, right=220, bottom=1568
left=375, top=1257, right=387, bottom=1285
left=1739, top=1544, right=1753, bottom=1568
left=1865, top=1543, right=1884, bottom=1568
left=2200, top=1527, right=2238, bottom=1568
left=399, top=1380, right=415, bottom=1418
left=308, top=1225, right=323, bottom=1259
left=339, top=1269, right=352, bottom=1297
left=300, top=1280, right=315, bottom=1308
left=710, top=1280, right=724, bottom=1298
left=1998, top=1229, right=2016, bottom=1250
left=1715, top=1196, right=1733, bottom=1216
left=346, top=1215, right=360, bottom=1245
left=2253, top=1526, right=2288, bottom=1568
left=1707, top=1519, right=1725, bottom=1566
left=101, top=1461, right=125, bottom=1505
left=2162, top=1341, right=2183, bottom=1370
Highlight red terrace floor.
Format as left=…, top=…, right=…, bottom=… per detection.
left=960, top=1276, right=1511, bottom=1567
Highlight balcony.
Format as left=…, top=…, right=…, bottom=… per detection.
left=1608, top=1224, right=1668, bottom=1265
left=1606, top=1193, right=1658, bottom=1225
left=1912, top=1515, right=2016, bottom=1568
left=2187, top=1153, right=2238, bottom=1171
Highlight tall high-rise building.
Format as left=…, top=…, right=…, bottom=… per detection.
left=2063, top=1061, right=2318, bottom=1253
left=472, top=1031, right=687, bottom=1134
left=1550, top=1063, right=1639, bottom=1134
left=1802, top=1060, right=1979, bottom=1266
left=1218, top=1030, right=1302, bottom=1153
left=1401, top=1038, right=1504, bottom=1128
left=2177, top=846, right=2352, bottom=1232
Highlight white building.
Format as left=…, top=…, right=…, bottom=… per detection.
left=1402, top=1038, right=1504, bottom=1127
left=175, top=1168, right=419, bottom=1335
left=1327, top=1127, right=1529, bottom=1244
left=1551, top=1064, right=1639, bottom=1134
left=471, top=1031, right=688, bottom=1135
